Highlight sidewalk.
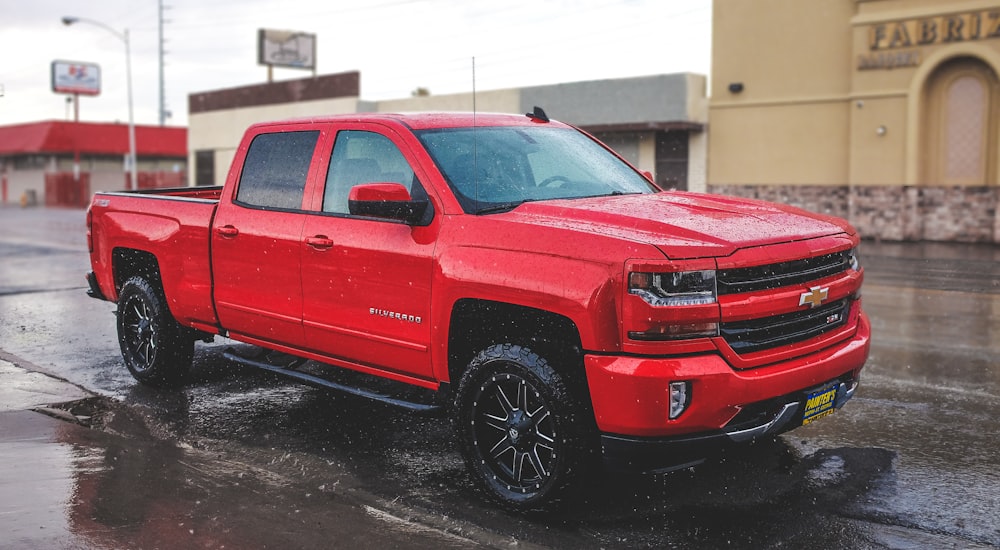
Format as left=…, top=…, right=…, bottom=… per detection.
left=0, top=356, right=95, bottom=548
left=0, top=356, right=91, bottom=413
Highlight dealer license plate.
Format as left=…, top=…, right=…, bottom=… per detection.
left=802, top=385, right=838, bottom=425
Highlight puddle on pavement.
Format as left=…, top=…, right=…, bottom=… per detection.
left=1, top=398, right=477, bottom=550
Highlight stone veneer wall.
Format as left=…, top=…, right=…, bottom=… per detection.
left=708, top=184, right=1000, bottom=243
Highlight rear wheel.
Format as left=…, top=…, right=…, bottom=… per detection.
left=116, top=276, right=193, bottom=387
left=454, top=344, right=594, bottom=511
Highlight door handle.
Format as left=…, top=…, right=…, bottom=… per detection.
left=305, top=235, right=334, bottom=250
left=216, top=225, right=239, bottom=238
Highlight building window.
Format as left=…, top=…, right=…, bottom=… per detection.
left=592, top=132, right=640, bottom=166
left=656, top=131, right=689, bottom=190
left=12, top=155, right=49, bottom=170
left=195, top=150, right=215, bottom=187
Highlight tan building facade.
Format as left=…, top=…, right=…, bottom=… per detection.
left=709, top=0, right=1000, bottom=242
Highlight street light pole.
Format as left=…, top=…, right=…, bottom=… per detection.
left=61, top=16, right=138, bottom=191
left=123, top=27, right=137, bottom=190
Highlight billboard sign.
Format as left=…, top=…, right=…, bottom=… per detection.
left=52, top=60, right=101, bottom=96
left=258, top=29, right=316, bottom=70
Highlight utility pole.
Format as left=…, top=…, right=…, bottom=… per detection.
left=158, top=0, right=169, bottom=125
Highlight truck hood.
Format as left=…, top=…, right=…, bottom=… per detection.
left=503, top=191, right=854, bottom=259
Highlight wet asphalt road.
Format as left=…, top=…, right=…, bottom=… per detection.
left=1, top=206, right=998, bottom=549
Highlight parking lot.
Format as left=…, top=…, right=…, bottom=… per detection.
left=1, top=206, right=998, bottom=549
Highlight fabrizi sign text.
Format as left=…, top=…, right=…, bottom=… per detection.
left=869, top=10, right=1000, bottom=50
left=859, top=10, right=1000, bottom=71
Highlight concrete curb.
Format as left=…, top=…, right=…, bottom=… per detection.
left=0, top=351, right=93, bottom=413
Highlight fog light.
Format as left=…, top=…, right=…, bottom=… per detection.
left=669, top=381, right=689, bottom=420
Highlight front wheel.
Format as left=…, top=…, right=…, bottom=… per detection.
left=454, top=344, right=594, bottom=511
left=116, top=276, right=193, bottom=387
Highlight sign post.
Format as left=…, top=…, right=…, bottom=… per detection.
left=52, top=61, right=101, bottom=183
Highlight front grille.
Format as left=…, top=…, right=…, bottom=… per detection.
left=717, top=251, right=852, bottom=295
left=721, top=298, right=849, bottom=354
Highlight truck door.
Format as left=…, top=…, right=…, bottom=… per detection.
left=212, top=129, right=322, bottom=348
left=300, top=126, right=437, bottom=380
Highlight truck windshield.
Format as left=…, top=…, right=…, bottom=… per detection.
left=415, top=126, right=658, bottom=214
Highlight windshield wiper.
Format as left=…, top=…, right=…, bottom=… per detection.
left=475, top=201, right=526, bottom=215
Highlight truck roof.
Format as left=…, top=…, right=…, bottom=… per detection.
left=248, top=111, right=571, bottom=131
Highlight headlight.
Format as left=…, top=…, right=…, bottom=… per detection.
left=629, top=270, right=717, bottom=306
left=847, top=247, right=860, bottom=272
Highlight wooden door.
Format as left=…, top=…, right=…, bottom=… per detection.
left=923, top=58, right=1000, bottom=185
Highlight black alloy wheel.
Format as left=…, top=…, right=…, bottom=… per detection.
left=455, top=344, right=592, bottom=511
left=116, top=276, right=193, bottom=386
left=474, top=371, right=558, bottom=492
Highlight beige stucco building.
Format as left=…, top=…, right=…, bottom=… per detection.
left=187, top=71, right=707, bottom=194
left=709, top=0, right=1000, bottom=242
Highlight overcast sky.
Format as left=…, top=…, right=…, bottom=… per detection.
left=0, top=0, right=712, bottom=127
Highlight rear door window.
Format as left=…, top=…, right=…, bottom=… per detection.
left=236, top=131, right=320, bottom=210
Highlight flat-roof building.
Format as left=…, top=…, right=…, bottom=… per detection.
left=0, top=121, right=186, bottom=207
left=186, top=71, right=708, bottom=195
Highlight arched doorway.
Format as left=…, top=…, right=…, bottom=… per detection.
left=922, top=57, right=1000, bottom=185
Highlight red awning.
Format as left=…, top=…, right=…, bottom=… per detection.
left=0, top=120, right=186, bottom=158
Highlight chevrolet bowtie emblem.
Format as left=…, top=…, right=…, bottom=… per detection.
left=799, top=286, right=829, bottom=308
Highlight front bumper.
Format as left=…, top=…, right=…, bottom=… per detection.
left=600, top=375, right=859, bottom=473
left=585, top=311, right=870, bottom=473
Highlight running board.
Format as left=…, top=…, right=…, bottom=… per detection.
left=223, top=349, right=445, bottom=416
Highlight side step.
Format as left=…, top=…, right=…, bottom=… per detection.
left=223, top=349, right=445, bottom=416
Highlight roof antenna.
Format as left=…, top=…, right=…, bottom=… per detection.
left=472, top=56, right=479, bottom=207
left=472, top=56, right=477, bottom=124
left=526, top=106, right=549, bottom=122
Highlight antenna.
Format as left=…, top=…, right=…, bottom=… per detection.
left=472, top=56, right=479, bottom=208
left=526, top=106, right=549, bottom=122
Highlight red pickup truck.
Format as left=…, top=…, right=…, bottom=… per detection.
left=86, top=110, right=869, bottom=510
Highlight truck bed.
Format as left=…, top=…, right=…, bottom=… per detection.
left=88, top=186, right=222, bottom=331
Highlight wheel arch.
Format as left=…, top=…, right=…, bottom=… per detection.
left=447, top=298, right=585, bottom=388
left=112, top=248, right=162, bottom=298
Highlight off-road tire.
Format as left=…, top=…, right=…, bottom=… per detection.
left=116, top=276, right=193, bottom=387
left=454, top=343, right=594, bottom=511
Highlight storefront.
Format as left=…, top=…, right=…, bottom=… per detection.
left=709, top=0, right=1000, bottom=242
left=0, top=121, right=187, bottom=207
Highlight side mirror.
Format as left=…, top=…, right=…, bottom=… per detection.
left=348, top=183, right=430, bottom=225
